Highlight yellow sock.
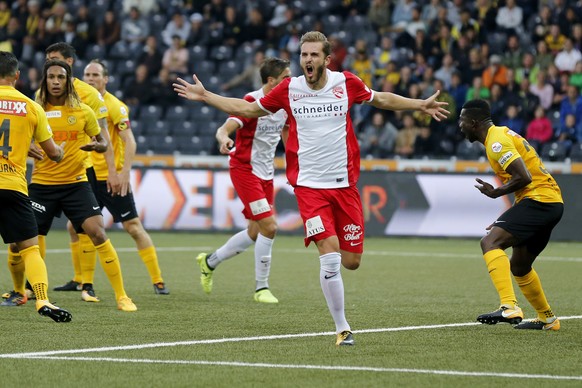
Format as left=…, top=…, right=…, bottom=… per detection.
left=38, top=235, right=46, bottom=259
left=138, top=245, right=163, bottom=284
left=7, top=247, right=25, bottom=295
left=79, top=234, right=97, bottom=285
left=69, top=241, right=83, bottom=283
left=96, top=239, right=126, bottom=300
left=20, top=245, right=49, bottom=301
left=515, top=268, right=555, bottom=322
left=483, top=249, right=517, bottom=307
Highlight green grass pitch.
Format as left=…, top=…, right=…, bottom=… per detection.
left=1, top=231, right=581, bottom=387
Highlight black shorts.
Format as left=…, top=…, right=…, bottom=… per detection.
left=495, top=198, right=564, bottom=256
left=0, top=189, right=38, bottom=244
left=28, top=182, right=102, bottom=235
left=87, top=167, right=138, bottom=223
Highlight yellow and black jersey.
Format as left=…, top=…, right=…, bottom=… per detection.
left=92, top=92, right=131, bottom=181
left=0, top=85, right=53, bottom=195
left=485, top=125, right=563, bottom=204
left=72, top=78, right=108, bottom=120
left=32, top=102, right=100, bottom=185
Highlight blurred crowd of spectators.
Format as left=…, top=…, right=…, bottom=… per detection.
left=3, top=0, right=582, bottom=160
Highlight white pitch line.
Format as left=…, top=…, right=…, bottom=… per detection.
left=44, top=247, right=582, bottom=262
left=1, top=316, right=581, bottom=359
left=16, top=356, right=582, bottom=382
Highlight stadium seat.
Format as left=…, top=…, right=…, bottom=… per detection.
left=170, top=121, right=199, bottom=136
left=569, top=143, right=582, bottom=161
left=189, top=45, right=207, bottom=62
left=209, top=45, right=233, bottom=62
left=165, top=105, right=190, bottom=122
left=85, top=44, right=105, bottom=60
left=149, top=120, right=172, bottom=135
left=138, top=104, right=164, bottom=122
left=190, top=105, right=216, bottom=122
left=322, top=14, right=343, bottom=34
left=540, top=141, right=568, bottom=162
left=217, top=60, right=241, bottom=81
left=455, top=139, right=485, bottom=160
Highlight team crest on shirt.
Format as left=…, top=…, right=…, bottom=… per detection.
left=332, top=86, right=344, bottom=99
left=491, top=142, right=502, bottom=153
left=67, top=116, right=77, bottom=125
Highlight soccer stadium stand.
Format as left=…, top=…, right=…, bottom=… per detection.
left=5, top=0, right=582, bottom=161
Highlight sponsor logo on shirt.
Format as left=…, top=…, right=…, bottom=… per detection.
left=290, top=93, right=316, bottom=101
left=499, top=151, right=514, bottom=166
left=46, top=110, right=62, bottom=118
left=292, top=103, right=344, bottom=117
left=0, top=100, right=27, bottom=116
left=491, top=142, right=502, bottom=153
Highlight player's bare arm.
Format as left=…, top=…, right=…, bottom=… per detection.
left=28, top=142, right=46, bottom=160
left=173, top=74, right=267, bottom=118
left=98, top=117, right=122, bottom=195
left=475, top=158, right=532, bottom=199
left=370, top=90, right=450, bottom=121
left=80, top=132, right=107, bottom=153
left=215, top=120, right=238, bottom=154
left=118, top=127, right=137, bottom=196
left=38, top=138, right=64, bottom=162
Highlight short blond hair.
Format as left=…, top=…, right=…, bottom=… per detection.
left=299, top=31, right=331, bottom=57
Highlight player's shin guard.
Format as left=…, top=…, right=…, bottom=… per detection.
left=7, top=247, right=25, bottom=295
left=484, top=249, right=518, bottom=307
left=69, top=240, right=83, bottom=283
left=20, top=245, right=49, bottom=301
left=320, top=252, right=350, bottom=333
left=95, top=239, right=127, bottom=300
left=255, top=234, right=273, bottom=290
left=515, top=268, right=555, bottom=321
left=79, top=233, right=97, bottom=285
left=38, top=235, right=46, bottom=260
left=138, top=245, right=163, bottom=284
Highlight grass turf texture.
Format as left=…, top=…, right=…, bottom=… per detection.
left=1, top=231, right=581, bottom=387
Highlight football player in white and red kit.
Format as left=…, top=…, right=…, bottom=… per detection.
left=196, top=58, right=291, bottom=304
left=174, top=31, right=449, bottom=346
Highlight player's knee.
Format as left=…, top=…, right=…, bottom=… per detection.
left=342, top=253, right=361, bottom=270
left=260, top=221, right=277, bottom=239
left=89, top=229, right=108, bottom=245
left=123, top=218, right=143, bottom=237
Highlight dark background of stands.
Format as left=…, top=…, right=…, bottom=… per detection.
left=3, top=0, right=582, bottom=162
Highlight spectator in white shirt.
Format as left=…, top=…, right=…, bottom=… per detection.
left=554, top=38, right=582, bottom=73
left=495, top=0, right=523, bottom=34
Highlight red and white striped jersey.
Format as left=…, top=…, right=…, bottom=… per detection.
left=257, top=69, right=373, bottom=188
left=228, top=88, right=288, bottom=180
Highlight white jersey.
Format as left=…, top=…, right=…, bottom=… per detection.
left=228, top=88, right=288, bottom=180
left=257, top=69, right=374, bottom=188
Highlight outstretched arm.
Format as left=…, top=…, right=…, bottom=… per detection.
left=215, top=119, right=239, bottom=155
left=173, top=74, right=268, bottom=118
left=370, top=90, right=450, bottom=122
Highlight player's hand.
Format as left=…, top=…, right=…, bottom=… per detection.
left=107, top=173, right=121, bottom=196
left=218, top=138, right=234, bottom=154
left=422, top=90, right=450, bottom=122
left=173, top=74, right=206, bottom=101
left=118, top=170, right=131, bottom=197
left=475, top=178, right=497, bottom=198
left=80, top=140, right=107, bottom=153
left=28, top=143, right=45, bottom=160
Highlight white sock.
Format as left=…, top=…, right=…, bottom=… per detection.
left=207, top=230, right=254, bottom=269
left=254, top=233, right=274, bottom=291
left=320, top=252, right=350, bottom=333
